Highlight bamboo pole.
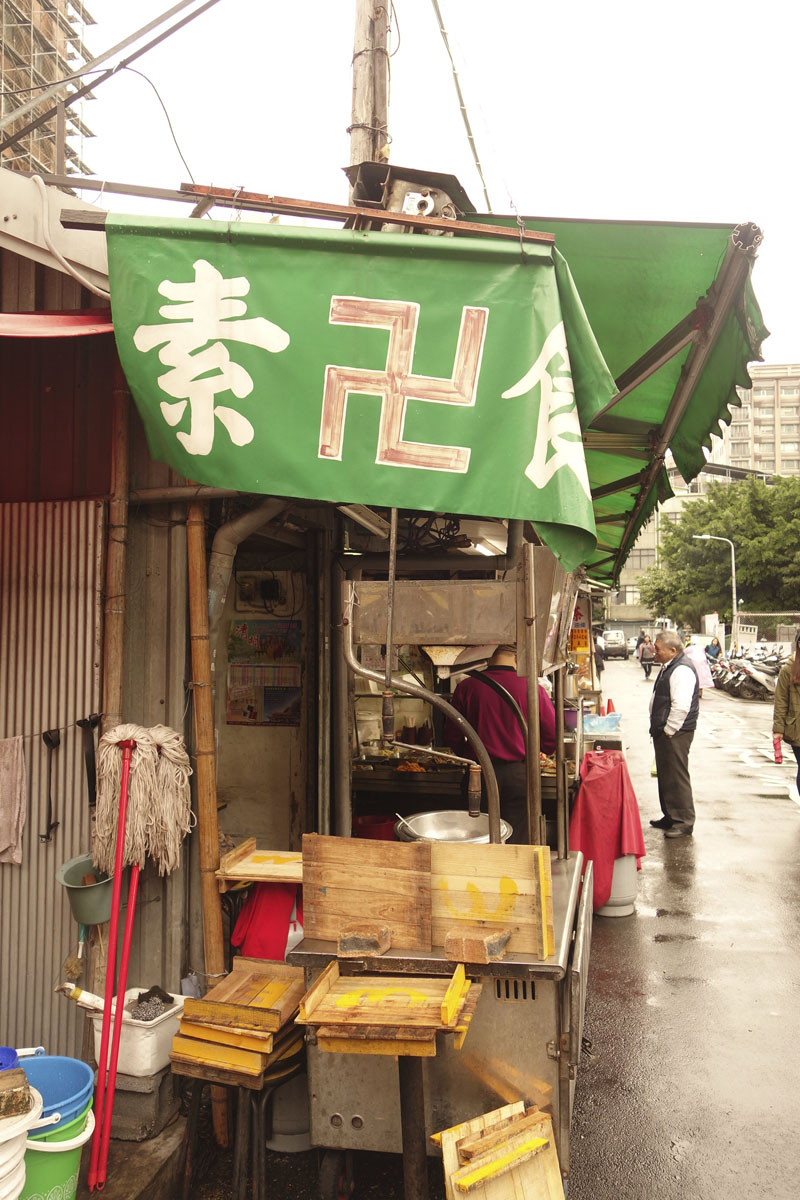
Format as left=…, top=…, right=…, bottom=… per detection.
left=185, top=499, right=228, bottom=1143
left=101, top=358, right=130, bottom=736
left=86, top=358, right=130, bottom=1052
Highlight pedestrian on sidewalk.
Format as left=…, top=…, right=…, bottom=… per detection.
left=648, top=630, right=699, bottom=838
left=638, top=634, right=655, bottom=679
left=772, top=632, right=800, bottom=790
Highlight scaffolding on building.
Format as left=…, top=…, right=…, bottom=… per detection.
left=0, top=0, right=93, bottom=175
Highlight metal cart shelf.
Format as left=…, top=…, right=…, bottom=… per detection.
left=287, top=851, right=592, bottom=1188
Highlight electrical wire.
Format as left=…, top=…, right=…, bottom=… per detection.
left=0, top=68, right=111, bottom=98
left=121, top=66, right=196, bottom=185
left=428, top=0, right=493, bottom=212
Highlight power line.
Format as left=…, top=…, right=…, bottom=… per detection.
left=428, top=0, right=492, bottom=212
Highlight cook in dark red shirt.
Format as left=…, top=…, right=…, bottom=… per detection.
left=444, top=645, right=556, bottom=843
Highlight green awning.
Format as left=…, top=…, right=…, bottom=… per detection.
left=473, top=214, right=768, bottom=582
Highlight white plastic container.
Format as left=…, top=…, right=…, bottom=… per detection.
left=0, top=1085, right=44, bottom=1200
left=597, top=854, right=638, bottom=917
left=91, top=990, right=184, bottom=1077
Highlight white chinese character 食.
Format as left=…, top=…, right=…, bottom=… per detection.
left=133, top=258, right=290, bottom=456
left=502, top=322, right=591, bottom=501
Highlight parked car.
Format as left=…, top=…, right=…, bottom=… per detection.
left=603, top=630, right=629, bottom=659
left=627, top=636, right=639, bottom=654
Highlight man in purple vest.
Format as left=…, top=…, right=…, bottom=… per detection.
left=649, top=630, right=699, bottom=838
left=444, top=645, right=556, bottom=844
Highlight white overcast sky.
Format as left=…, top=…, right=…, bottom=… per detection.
left=81, top=0, right=797, bottom=364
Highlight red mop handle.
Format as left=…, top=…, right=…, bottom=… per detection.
left=88, top=738, right=136, bottom=1193
left=96, top=862, right=140, bottom=1190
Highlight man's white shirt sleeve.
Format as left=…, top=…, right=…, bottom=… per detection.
left=664, top=664, right=697, bottom=736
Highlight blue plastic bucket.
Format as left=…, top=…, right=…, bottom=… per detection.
left=0, top=1046, right=18, bottom=1071
left=20, top=1057, right=93, bottom=1133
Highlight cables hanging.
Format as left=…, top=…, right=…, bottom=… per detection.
left=428, top=0, right=493, bottom=212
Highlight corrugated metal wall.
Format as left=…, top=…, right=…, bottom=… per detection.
left=0, top=499, right=104, bottom=1054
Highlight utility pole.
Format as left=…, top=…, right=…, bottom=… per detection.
left=349, top=1, right=390, bottom=169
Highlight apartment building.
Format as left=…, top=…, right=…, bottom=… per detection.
left=603, top=371, right=791, bottom=634
left=0, top=0, right=94, bottom=175
left=727, top=363, right=800, bottom=476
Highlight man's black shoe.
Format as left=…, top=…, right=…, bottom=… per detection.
left=664, top=827, right=693, bottom=838
left=649, top=817, right=672, bottom=829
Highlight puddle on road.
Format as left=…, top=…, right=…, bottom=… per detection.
left=653, top=932, right=698, bottom=943
left=656, top=908, right=693, bottom=919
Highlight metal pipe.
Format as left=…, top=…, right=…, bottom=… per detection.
left=398, top=1056, right=429, bottom=1200
left=382, top=509, right=399, bottom=741
left=332, top=561, right=353, bottom=837
left=554, top=666, right=567, bottom=860
left=524, top=544, right=543, bottom=845
left=505, top=520, right=523, bottom=574
left=130, top=486, right=240, bottom=503
left=207, top=498, right=289, bottom=675
left=342, top=582, right=501, bottom=841
left=317, top=528, right=333, bottom=834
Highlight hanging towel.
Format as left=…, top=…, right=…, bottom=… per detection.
left=0, top=736, right=27, bottom=865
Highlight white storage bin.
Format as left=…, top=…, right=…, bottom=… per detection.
left=91, top=989, right=184, bottom=1077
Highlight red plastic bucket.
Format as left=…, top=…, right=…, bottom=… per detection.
left=352, top=814, right=396, bottom=840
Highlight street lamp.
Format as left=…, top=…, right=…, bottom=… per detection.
left=693, top=534, right=737, bottom=654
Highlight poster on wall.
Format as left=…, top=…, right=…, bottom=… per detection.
left=226, top=619, right=302, bottom=725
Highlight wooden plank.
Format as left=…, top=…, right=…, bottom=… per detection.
left=458, top=1109, right=549, bottom=1160
left=218, top=837, right=256, bottom=872
left=302, top=833, right=432, bottom=950
left=316, top=1024, right=437, bottom=1057
left=450, top=1113, right=563, bottom=1199
left=452, top=983, right=482, bottom=1051
left=216, top=844, right=303, bottom=888
left=298, top=961, right=339, bottom=1021
left=430, top=843, right=553, bottom=957
left=183, top=959, right=305, bottom=1031
left=432, top=1103, right=525, bottom=1200
left=170, top=1034, right=266, bottom=1075
left=443, top=926, right=512, bottom=964
left=297, top=972, right=470, bottom=1029
left=536, top=847, right=555, bottom=959
left=179, top=1019, right=274, bottom=1054
left=441, top=964, right=467, bottom=1026
left=169, top=1055, right=265, bottom=1091
left=451, top=1135, right=549, bottom=1192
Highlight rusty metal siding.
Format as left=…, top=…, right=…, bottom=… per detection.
left=0, top=499, right=104, bottom=1054
left=0, top=333, right=115, bottom=503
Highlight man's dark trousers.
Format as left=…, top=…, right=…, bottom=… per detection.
left=653, top=729, right=695, bottom=831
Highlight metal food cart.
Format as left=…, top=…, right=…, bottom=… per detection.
left=288, top=537, right=593, bottom=1195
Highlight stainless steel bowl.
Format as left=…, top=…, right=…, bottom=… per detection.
left=394, top=810, right=512, bottom=844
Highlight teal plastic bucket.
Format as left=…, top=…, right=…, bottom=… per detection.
left=20, top=1107, right=94, bottom=1200
left=20, top=1056, right=93, bottom=1132
left=55, top=853, right=115, bottom=925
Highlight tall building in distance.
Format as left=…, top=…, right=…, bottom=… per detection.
left=605, top=363, right=800, bottom=633
left=0, top=1, right=94, bottom=175
left=726, top=363, right=800, bottom=477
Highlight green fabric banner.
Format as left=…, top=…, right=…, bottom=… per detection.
left=106, top=215, right=617, bottom=569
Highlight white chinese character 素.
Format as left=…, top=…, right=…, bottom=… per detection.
left=133, top=259, right=290, bottom=456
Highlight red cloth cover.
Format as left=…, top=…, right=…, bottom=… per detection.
left=568, top=750, right=646, bottom=911
left=230, top=882, right=303, bottom=960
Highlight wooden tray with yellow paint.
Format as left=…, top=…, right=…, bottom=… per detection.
left=183, top=957, right=305, bottom=1032
left=216, top=838, right=302, bottom=892
left=295, top=961, right=480, bottom=1056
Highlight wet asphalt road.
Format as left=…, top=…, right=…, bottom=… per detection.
left=569, top=658, right=800, bottom=1199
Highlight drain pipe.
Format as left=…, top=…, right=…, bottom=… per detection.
left=341, top=582, right=502, bottom=842
left=207, top=498, right=289, bottom=672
